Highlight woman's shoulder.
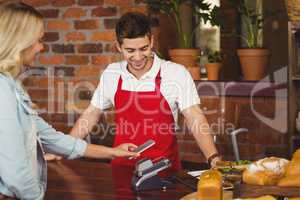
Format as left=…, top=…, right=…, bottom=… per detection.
left=0, top=73, right=18, bottom=102
left=0, top=73, right=16, bottom=93
left=0, top=74, right=19, bottom=116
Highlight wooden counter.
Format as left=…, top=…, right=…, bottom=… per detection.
left=45, top=159, right=193, bottom=200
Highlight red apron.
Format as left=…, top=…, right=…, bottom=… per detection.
left=111, top=69, right=181, bottom=175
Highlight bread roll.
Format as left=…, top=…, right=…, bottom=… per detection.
left=197, top=170, right=222, bottom=200
left=242, top=157, right=289, bottom=186
left=243, top=170, right=283, bottom=186
left=277, top=174, right=300, bottom=187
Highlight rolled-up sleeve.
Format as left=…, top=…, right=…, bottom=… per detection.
left=35, top=116, right=87, bottom=159
left=91, top=70, right=113, bottom=110
left=177, top=66, right=200, bottom=111
left=0, top=79, right=44, bottom=199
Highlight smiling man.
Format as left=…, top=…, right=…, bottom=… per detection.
left=70, top=12, right=221, bottom=173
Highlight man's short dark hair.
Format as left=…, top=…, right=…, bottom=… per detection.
left=115, top=12, right=151, bottom=44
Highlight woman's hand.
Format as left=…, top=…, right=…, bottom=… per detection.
left=112, top=143, right=140, bottom=158
left=44, top=153, right=62, bottom=161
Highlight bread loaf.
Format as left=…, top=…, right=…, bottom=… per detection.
left=284, top=159, right=300, bottom=176
left=243, top=170, right=281, bottom=186
left=277, top=149, right=300, bottom=187
left=242, top=157, right=289, bottom=186
left=284, top=149, right=300, bottom=176
left=197, top=170, right=222, bottom=200
left=277, top=174, right=300, bottom=187
left=292, top=149, right=300, bottom=160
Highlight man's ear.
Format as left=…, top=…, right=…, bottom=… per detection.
left=110, top=40, right=120, bottom=53
left=150, top=35, right=154, bottom=49
left=116, top=41, right=122, bottom=53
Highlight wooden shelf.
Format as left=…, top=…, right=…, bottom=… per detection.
left=291, top=76, right=300, bottom=80
left=289, top=21, right=300, bottom=155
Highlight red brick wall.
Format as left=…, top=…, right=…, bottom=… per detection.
left=20, top=0, right=147, bottom=133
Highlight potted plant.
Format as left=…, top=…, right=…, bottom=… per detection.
left=229, top=0, right=270, bottom=80
left=205, top=49, right=223, bottom=80
left=144, top=0, right=220, bottom=80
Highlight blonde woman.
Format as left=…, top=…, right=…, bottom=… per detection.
left=0, top=3, right=139, bottom=200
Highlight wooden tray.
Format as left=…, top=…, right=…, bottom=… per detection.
left=233, top=184, right=300, bottom=198
left=180, top=191, right=233, bottom=200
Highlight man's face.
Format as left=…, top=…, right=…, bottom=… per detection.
left=117, top=35, right=153, bottom=71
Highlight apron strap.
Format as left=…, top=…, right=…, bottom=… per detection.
left=117, top=75, right=123, bottom=91
left=155, top=69, right=161, bottom=90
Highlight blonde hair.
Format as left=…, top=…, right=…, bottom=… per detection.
left=0, top=2, right=43, bottom=77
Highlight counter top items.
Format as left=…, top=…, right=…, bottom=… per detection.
left=45, top=159, right=191, bottom=200
left=180, top=150, right=300, bottom=199
left=234, top=149, right=300, bottom=198
left=131, top=157, right=172, bottom=191
left=128, top=139, right=155, bottom=160
left=197, top=169, right=223, bottom=200
left=242, top=157, right=289, bottom=186
left=214, top=160, right=251, bottom=187
left=215, top=160, right=252, bottom=172
left=43, top=151, right=300, bottom=199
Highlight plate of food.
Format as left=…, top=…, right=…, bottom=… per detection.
left=215, top=160, right=252, bottom=172
left=212, top=160, right=252, bottom=185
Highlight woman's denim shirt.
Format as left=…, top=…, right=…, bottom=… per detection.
left=0, top=74, right=87, bottom=199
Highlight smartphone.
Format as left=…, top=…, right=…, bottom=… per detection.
left=129, top=139, right=155, bottom=159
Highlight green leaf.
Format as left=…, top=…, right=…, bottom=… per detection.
left=143, top=0, right=220, bottom=48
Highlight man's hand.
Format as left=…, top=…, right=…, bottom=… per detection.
left=70, top=104, right=102, bottom=139
left=210, top=156, right=222, bottom=168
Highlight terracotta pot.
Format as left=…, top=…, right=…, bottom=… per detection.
left=205, top=62, right=222, bottom=80
left=187, top=66, right=201, bottom=80
left=237, top=48, right=270, bottom=81
left=168, top=48, right=200, bottom=69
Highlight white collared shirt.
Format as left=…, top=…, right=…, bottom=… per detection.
left=91, top=54, right=200, bottom=120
